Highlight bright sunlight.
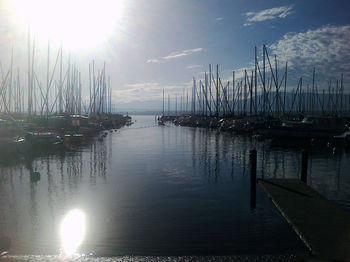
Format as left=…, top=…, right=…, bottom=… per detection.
left=9, top=0, right=124, bottom=49
left=60, top=209, right=86, bottom=256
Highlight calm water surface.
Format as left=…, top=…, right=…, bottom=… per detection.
left=0, top=115, right=349, bottom=256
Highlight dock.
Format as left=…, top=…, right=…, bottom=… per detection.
left=258, top=179, right=350, bottom=261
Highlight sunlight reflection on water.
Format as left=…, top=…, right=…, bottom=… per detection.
left=60, top=209, right=86, bottom=257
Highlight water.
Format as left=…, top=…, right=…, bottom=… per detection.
left=0, top=115, right=349, bottom=256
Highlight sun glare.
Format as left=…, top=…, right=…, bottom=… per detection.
left=9, top=0, right=124, bottom=49
left=60, top=209, right=86, bottom=256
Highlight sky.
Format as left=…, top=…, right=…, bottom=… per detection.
left=0, top=0, right=350, bottom=112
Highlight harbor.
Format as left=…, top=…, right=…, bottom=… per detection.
left=0, top=42, right=349, bottom=262
left=0, top=116, right=349, bottom=260
left=1, top=1, right=350, bottom=261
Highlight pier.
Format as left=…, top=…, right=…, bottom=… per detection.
left=258, top=179, right=350, bottom=261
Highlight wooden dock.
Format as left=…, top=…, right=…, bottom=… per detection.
left=258, top=179, right=350, bottom=261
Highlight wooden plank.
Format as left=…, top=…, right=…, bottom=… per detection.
left=258, top=179, right=350, bottom=261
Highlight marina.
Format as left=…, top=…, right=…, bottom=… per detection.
left=0, top=1, right=350, bottom=260
left=1, top=42, right=350, bottom=258
left=0, top=116, right=349, bottom=259
left=0, top=42, right=349, bottom=261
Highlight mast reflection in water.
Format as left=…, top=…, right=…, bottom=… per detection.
left=0, top=115, right=349, bottom=256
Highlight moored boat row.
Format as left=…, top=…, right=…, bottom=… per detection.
left=0, top=113, right=132, bottom=155
left=158, top=114, right=350, bottom=148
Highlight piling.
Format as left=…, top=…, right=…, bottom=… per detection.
left=250, top=149, right=257, bottom=208
left=301, top=150, right=308, bottom=183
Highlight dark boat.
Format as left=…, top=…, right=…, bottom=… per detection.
left=333, top=131, right=350, bottom=147
left=25, top=132, right=62, bottom=145
left=258, top=116, right=346, bottom=139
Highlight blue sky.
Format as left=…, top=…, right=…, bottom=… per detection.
left=1, top=0, right=350, bottom=111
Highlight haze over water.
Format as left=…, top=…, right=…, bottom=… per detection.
left=0, top=115, right=349, bottom=256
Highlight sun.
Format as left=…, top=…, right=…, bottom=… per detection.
left=9, top=0, right=125, bottom=49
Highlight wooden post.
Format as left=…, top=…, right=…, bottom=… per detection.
left=301, top=150, right=308, bottom=183
left=250, top=149, right=257, bottom=208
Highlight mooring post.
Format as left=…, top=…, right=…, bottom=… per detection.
left=301, top=150, right=308, bottom=183
left=250, top=149, right=257, bottom=208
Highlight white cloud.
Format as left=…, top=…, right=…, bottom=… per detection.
left=244, top=5, right=293, bottom=26
left=218, top=25, right=350, bottom=88
left=146, top=48, right=204, bottom=63
left=186, top=64, right=202, bottom=69
left=219, top=67, right=253, bottom=85
left=146, top=59, right=160, bottom=63
left=163, top=48, right=204, bottom=60
left=115, top=81, right=192, bottom=103
left=216, top=17, right=224, bottom=21
left=216, top=26, right=350, bottom=90
left=269, top=25, right=350, bottom=82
